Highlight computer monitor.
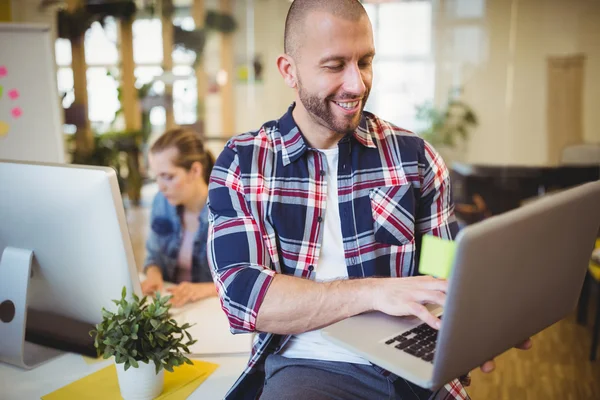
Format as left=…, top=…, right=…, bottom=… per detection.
left=0, top=160, right=142, bottom=369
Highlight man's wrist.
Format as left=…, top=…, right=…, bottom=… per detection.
left=332, top=277, right=380, bottom=318
left=359, top=277, right=379, bottom=313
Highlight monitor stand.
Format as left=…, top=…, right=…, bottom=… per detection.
left=0, top=247, right=64, bottom=369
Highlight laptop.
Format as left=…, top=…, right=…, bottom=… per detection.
left=322, top=181, right=600, bottom=389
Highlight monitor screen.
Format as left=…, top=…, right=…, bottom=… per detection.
left=0, top=160, right=141, bottom=368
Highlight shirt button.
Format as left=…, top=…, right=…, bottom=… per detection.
left=308, top=265, right=314, bottom=272
left=317, top=216, right=323, bottom=223
left=320, top=170, right=326, bottom=176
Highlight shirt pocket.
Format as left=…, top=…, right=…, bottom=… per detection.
left=369, top=184, right=416, bottom=246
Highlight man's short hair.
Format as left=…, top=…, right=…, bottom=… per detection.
left=284, top=0, right=368, bottom=59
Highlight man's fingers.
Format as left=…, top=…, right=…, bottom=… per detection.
left=413, top=290, right=446, bottom=308
left=516, top=338, right=532, bottom=350
left=480, top=360, right=495, bottom=373
left=409, top=303, right=441, bottom=330
left=412, top=276, right=449, bottom=292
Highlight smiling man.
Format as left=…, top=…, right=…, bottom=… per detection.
left=207, top=0, right=470, bottom=399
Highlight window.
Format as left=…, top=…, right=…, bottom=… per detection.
left=363, top=1, right=435, bottom=131
left=132, top=18, right=163, bottom=65
left=56, top=14, right=199, bottom=132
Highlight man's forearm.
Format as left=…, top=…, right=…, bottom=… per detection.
left=255, top=274, right=377, bottom=335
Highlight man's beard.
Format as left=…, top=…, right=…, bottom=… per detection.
left=297, top=76, right=369, bottom=136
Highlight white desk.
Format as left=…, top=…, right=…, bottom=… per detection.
left=0, top=352, right=248, bottom=399
left=0, top=297, right=251, bottom=399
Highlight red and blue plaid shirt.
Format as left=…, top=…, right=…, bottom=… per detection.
left=208, top=104, right=469, bottom=399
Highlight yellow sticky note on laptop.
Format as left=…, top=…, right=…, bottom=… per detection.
left=418, top=235, right=457, bottom=279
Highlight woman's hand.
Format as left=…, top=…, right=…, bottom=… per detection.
left=167, top=282, right=217, bottom=307
left=141, top=266, right=164, bottom=295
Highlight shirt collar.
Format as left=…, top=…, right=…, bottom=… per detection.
left=278, top=103, right=377, bottom=166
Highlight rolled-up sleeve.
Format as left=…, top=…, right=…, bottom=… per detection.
left=207, top=145, right=275, bottom=334
left=143, top=194, right=162, bottom=272
left=416, top=140, right=459, bottom=240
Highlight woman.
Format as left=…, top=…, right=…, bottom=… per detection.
left=141, top=128, right=217, bottom=307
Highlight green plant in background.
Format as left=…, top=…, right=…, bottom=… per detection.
left=90, top=287, right=197, bottom=374
left=173, top=10, right=238, bottom=66
left=415, top=88, right=478, bottom=148
left=56, top=0, right=137, bottom=40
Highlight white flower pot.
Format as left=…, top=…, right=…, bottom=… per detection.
left=115, top=360, right=164, bottom=400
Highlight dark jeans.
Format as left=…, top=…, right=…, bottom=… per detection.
left=260, top=354, right=437, bottom=400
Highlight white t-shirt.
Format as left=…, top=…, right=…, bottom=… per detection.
left=280, top=148, right=369, bottom=365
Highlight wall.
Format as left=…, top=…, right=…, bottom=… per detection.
left=232, top=0, right=600, bottom=165
left=204, top=0, right=293, bottom=144
left=439, top=0, right=600, bottom=166
left=233, top=0, right=293, bottom=134
left=9, top=0, right=57, bottom=32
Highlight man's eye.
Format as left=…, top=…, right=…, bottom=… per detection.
left=324, top=64, right=343, bottom=71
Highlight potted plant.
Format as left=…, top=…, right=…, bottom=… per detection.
left=415, top=87, right=478, bottom=164
left=90, top=287, right=197, bottom=400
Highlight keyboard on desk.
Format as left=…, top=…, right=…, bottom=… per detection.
left=383, top=323, right=438, bottom=363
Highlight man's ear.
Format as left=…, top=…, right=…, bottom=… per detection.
left=276, top=54, right=297, bottom=89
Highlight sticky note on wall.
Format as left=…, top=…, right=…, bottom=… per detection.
left=419, top=235, right=457, bottom=279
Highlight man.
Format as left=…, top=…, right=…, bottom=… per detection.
left=208, top=1, right=529, bottom=398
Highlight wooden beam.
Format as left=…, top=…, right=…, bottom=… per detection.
left=119, top=18, right=141, bottom=132
left=67, top=0, right=93, bottom=156
left=0, top=0, right=11, bottom=22
left=161, top=0, right=176, bottom=130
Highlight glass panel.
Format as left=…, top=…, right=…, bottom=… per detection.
left=173, top=15, right=195, bottom=30
left=149, top=106, right=166, bottom=127
left=451, top=25, right=486, bottom=65
left=370, top=61, right=434, bottom=129
left=85, top=18, right=119, bottom=65
left=55, top=39, right=72, bottom=66
left=57, top=67, right=74, bottom=108
left=173, top=78, right=197, bottom=125
left=172, top=47, right=196, bottom=65
left=377, top=2, right=432, bottom=57
left=445, top=0, right=486, bottom=19
left=134, top=66, right=164, bottom=86
left=86, top=67, right=120, bottom=125
left=133, top=19, right=163, bottom=64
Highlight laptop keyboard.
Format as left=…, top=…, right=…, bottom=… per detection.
left=384, top=323, right=438, bottom=363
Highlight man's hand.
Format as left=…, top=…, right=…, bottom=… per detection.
left=479, top=338, right=533, bottom=373
left=166, top=282, right=216, bottom=307
left=371, top=276, right=448, bottom=330
left=141, top=266, right=164, bottom=295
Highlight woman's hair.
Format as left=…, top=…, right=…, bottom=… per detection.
left=150, top=128, right=215, bottom=184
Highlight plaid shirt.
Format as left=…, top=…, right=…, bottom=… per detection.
left=208, top=104, right=469, bottom=400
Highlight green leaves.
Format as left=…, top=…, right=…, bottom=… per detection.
left=90, top=286, right=196, bottom=374
left=415, top=90, right=479, bottom=149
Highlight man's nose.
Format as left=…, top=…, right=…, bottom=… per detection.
left=343, top=64, right=366, bottom=96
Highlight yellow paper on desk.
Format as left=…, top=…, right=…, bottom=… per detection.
left=42, top=359, right=219, bottom=400
left=418, top=235, right=457, bottom=279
